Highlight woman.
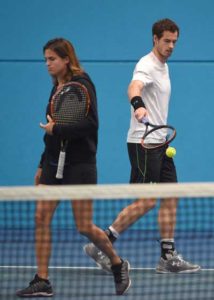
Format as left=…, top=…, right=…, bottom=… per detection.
left=16, top=38, right=130, bottom=297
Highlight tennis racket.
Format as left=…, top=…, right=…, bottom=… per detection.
left=141, top=117, right=176, bottom=149
left=50, top=81, right=90, bottom=179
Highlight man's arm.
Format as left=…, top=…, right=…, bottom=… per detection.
left=128, top=80, right=148, bottom=122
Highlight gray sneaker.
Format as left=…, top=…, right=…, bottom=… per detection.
left=16, top=274, right=53, bottom=297
left=156, top=251, right=201, bottom=273
left=112, top=260, right=131, bottom=295
left=83, top=243, right=112, bottom=273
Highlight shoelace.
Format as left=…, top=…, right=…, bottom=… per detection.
left=113, top=265, right=127, bottom=283
left=97, top=251, right=110, bottom=263
left=171, top=253, right=190, bottom=265
left=29, top=276, right=40, bottom=286
left=97, top=251, right=106, bottom=260
left=30, top=282, right=44, bottom=292
left=114, top=272, right=123, bottom=283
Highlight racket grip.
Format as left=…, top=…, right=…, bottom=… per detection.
left=142, top=117, right=149, bottom=124
left=56, top=150, right=66, bottom=179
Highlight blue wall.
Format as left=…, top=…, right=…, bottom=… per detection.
left=1, top=0, right=214, bottom=185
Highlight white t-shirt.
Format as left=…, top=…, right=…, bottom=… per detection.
left=127, top=51, right=171, bottom=144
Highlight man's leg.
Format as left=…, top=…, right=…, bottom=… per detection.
left=158, top=197, right=177, bottom=259
left=156, top=197, right=200, bottom=273
left=84, top=197, right=156, bottom=272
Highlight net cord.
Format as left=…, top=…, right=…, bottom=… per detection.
left=0, top=182, right=214, bottom=201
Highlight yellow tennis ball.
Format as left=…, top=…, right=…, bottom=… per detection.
left=166, top=147, right=176, bottom=158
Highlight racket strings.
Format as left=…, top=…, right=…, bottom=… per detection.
left=51, top=83, right=90, bottom=125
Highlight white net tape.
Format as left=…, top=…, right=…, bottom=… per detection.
left=0, top=182, right=214, bottom=200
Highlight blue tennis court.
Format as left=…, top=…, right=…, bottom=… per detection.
left=1, top=227, right=214, bottom=299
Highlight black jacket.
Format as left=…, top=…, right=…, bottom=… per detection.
left=39, top=72, right=98, bottom=167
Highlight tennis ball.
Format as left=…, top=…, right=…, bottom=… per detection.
left=166, top=147, right=176, bottom=158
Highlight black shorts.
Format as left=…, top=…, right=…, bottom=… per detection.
left=40, top=159, right=97, bottom=185
left=127, top=143, right=177, bottom=184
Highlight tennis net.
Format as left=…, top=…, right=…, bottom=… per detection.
left=0, top=182, right=214, bottom=300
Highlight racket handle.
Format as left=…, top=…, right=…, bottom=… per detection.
left=142, top=117, right=149, bottom=124
left=56, top=150, right=66, bottom=179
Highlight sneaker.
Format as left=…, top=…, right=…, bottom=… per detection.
left=83, top=243, right=112, bottom=273
left=16, top=274, right=53, bottom=297
left=156, top=251, right=201, bottom=274
left=112, top=260, right=131, bottom=295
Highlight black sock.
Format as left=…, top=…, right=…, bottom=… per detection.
left=111, top=259, right=123, bottom=270
left=161, top=241, right=175, bottom=260
left=105, top=228, right=117, bottom=244
left=36, top=274, right=50, bottom=284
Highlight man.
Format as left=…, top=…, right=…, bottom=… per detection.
left=84, top=19, right=200, bottom=274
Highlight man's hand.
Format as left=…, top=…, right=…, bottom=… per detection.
left=40, top=115, right=55, bottom=135
left=134, top=107, right=148, bottom=122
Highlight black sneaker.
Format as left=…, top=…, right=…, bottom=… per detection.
left=16, top=274, right=53, bottom=297
left=111, top=260, right=131, bottom=295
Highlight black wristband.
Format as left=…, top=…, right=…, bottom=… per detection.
left=130, top=96, right=146, bottom=110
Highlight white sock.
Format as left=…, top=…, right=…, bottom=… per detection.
left=109, top=226, right=120, bottom=238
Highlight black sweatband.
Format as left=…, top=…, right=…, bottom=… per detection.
left=130, top=96, right=146, bottom=110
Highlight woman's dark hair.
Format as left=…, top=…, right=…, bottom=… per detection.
left=43, top=38, right=84, bottom=83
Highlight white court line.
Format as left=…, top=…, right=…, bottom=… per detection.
left=0, top=266, right=213, bottom=271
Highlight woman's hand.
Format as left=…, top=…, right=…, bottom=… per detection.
left=40, top=115, right=55, bottom=135
left=34, top=168, right=43, bottom=185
